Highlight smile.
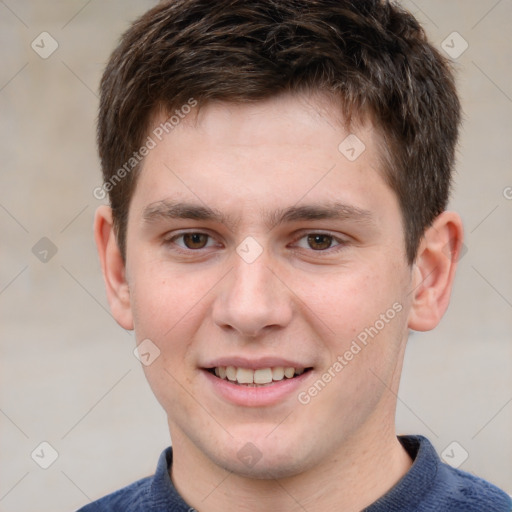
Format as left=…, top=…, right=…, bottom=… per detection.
left=207, top=366, right=312, bottom=386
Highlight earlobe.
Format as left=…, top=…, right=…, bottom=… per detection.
left=94, top=205, right=134, bottom=330
left=407, top=211, right=464, bottom=332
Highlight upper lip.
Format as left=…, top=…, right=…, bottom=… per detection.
left=202, top=357, right=311, bottom=370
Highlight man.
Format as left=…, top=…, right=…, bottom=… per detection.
left=81, top=0, right=512, bottom=510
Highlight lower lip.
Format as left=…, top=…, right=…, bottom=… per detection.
left=201, top=369, right=312, bottom=407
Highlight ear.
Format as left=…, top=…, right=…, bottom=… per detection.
left=94, top=205, right=134, bottom=330
left=407, top=211, right=464, bottom=331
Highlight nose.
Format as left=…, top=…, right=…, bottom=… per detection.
left=212, top=252, right=293, bottom=338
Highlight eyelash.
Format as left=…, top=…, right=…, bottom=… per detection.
left=163, top=230, right=348, bottom=255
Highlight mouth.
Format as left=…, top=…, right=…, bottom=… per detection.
left=205, top=366, right=313, bottom=387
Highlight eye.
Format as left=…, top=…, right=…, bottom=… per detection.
left=294, top=233, right=343, bottom=251
left=307, top=234, right=336, bottom=250
left=169, top=232, right=215, bottom=250
left=182, top=233, right=209, bottom=249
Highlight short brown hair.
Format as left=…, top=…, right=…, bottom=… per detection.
left=98, top=0, right=461, bottom=263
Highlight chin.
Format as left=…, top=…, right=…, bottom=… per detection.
left=222, top=454, right=309, bottom=480
left=206, top=435, right=314, bottom=480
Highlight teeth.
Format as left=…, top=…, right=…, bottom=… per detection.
left=236, top=367, right=254, bottom=384
left=211, top=365, right=306, bottom=385
left=284, top=367, right=295, bottom=378
left=226, top=366, right=237, bottom=381
left=254, top=368, right=273, bottom=384
left=272, top=367, right=284, bottom=380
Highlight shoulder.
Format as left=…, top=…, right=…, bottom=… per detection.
left=76, top=475, right=153, bottom=512
left=434, top=462, right=512, bottom=511
left=402, top=435, right=511, bottom=511
left=75, top=447, right=177, bottom=512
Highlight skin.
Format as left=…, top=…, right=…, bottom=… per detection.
left=95, top=92, right=463, bottom=512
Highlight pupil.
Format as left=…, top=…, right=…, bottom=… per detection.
left=184, top=233, right=207, bottom=249
left=308, top=234, right=332, bottom=250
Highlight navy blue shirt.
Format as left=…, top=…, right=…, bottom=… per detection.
left=77, top=435, right=511, bottom=511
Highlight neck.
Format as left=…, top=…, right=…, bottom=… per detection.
left=169, top=417, right=412, bottom=512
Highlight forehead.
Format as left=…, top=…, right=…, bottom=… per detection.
left=152, top=92, right=375, bottom=153
left=131, top=93, right=393, bottom=221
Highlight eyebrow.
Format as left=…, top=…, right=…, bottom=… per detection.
left=143, top=200, right=230, bottom=225
left=265, top=203, right=375, bottom=230
left=142, top=199, right=375, bottom=231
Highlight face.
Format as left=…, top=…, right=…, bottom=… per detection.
left=121, top=93, right=415, bottom=478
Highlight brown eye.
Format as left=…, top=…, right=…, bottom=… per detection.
left=307, top=234, right=334, bottom=250
left=182, top=233, right=209, bottom=249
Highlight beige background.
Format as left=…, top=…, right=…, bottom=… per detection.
left=0, top=1, right=511, bottom=510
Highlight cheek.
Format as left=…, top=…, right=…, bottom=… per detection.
left=142, top=357, right=197, bottom=422
left=306, top=267, right=390, bottom=331
left=129, top=258, right=213, bottom=339
left=128, top=265, right=216, bottom=406
left=305, top=261, right=408, bottom=368
left=130, top=269, right=208, bottom=410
